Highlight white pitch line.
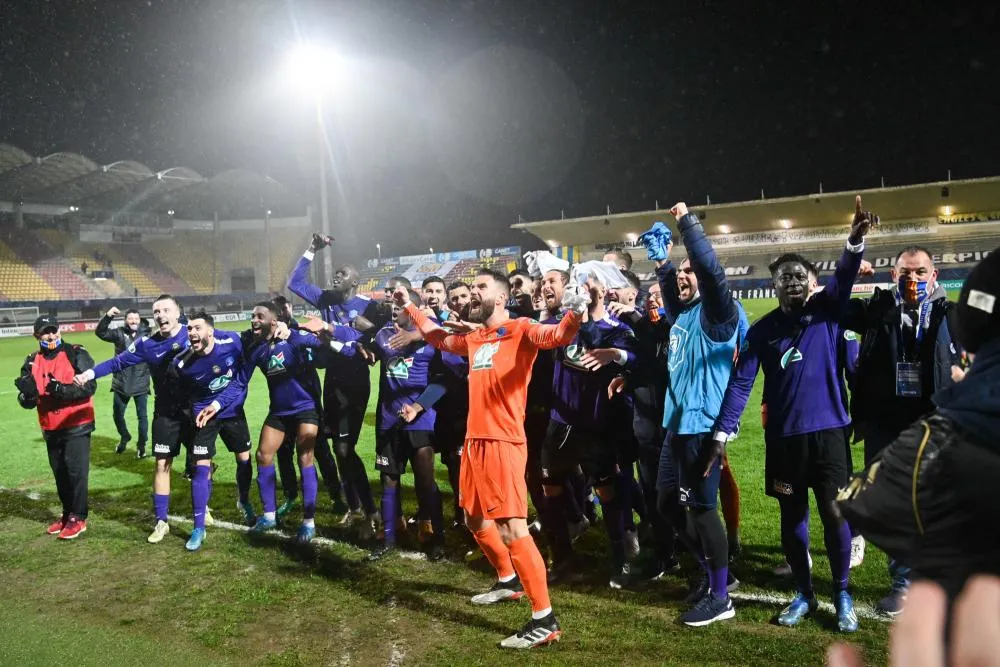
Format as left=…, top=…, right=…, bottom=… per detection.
left=731, top=590, right=889, bottom=623
left=2, top=487, right=890, bottom=625
left=165, top=513, right=426, bottom=560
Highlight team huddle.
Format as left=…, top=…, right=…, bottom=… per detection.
left=24, top=194, right=972, bottom=650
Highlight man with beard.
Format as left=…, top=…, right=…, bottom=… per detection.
left=287, top=234, right=381, bottom=538
left=171, top=311, right=258, bottom=551
left=270, top=295, right=350, bottom=521
left=642, top=202, right=748, bottom=627
left=712, top=196, right=877, bottom=633
left=508, top=270, right=536, bottom=315
left=841, top=246, right=963, bottom=615
left=74, top=295, right=227, bottom=544
left=96, top=306, right=151, bottom=457
left=366, top=290, right=466, bottom=561
left=243, top=302, right=357, bottom=543
left=421, top=276, right=449, bottom=320
left=447, top=281, right=471, bottom=316
left=393, top=268, right=586, bottom=650
left=540, top=270, right=637, bottom=589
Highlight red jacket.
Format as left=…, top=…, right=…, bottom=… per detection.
left=18, top=344, right=96, bottom=436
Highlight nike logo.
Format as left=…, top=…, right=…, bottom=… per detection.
left=338, top=432, right=349, bottom=438
left=155, top=351, right=167, bottom=358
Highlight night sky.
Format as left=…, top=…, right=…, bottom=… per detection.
left=2, top=0, right=999, bottom=256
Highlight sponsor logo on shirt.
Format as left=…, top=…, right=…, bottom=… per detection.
left=127, top=342, right=137, bottom=353
left=267, top=351, right=286, bottom=373
left=386, top=356, right=414, bottom=379
left=208, top=372, right=231, bottom=392
left=472, top=342, right=500, bottom=371
left=193, top=445, right=209, bottom=456
left=780, top=347, right=803, bottom=369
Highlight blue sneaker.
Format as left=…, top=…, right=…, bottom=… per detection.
left=250, top=516, right=277, bottom=534
left=185, top=527, right=205, bottom=551
left=836, top=591, right=859, bottom=633
left=777, top=592, right=818, bottom=626
left=681, top=594, right=735, bottom=627
left=237, top=500, right=256, bottom=525
left=877, top=575, right=909, bottom=617
left=297, top=524, right=316, bottom=544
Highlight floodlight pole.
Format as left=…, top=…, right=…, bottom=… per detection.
left=316, top=102, right=334, bottom=287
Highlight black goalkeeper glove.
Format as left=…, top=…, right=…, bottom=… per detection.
left=309, top=233, right=334, bottom=253
left=14, top=374, right=38, bottom=401
left=46, top=375, right=70, bottom=399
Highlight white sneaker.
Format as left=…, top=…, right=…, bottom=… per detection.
left=359, top=511, right=381, bottom=540
left=147, top=520, right=170, bottom=544
left=773, top=552, right=813, bottom=576
left=204, top=508, right=215, bottom=527
left=850, top=535, right=866, bottom=569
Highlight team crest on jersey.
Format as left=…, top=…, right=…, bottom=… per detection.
left=127, top=342, right=136, bottom=353
left=780, top=347, right=803, bottom=368
left=172, top=342, right=180, bottom=350
left=212, top=365, right=221, bottom=374
left=386, top=356, right=414, bottom=379
left=668, top=324, right=690, bottom=372
left=843, top=330, right=858, bottom=342
left=267, top=351, right=286, bottom=373
left=472, top=342, right=500, bottom=371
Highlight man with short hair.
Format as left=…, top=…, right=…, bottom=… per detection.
left=712, top=196, right=877, bottom=633
left=287, top=235, right=382, bottom=536
left=96, top=306, right=151, bottom=457
left=421, top=276, right=449, bottom=319
left=603, top=248, right=634, bottom=271
left=17, top=315, right=98, bottom=539
left=447, top=281, right=472, bottom=316
left=242, top=302, right=355, bottom=543
left=170, top=311, right=256, bottom=551
left=841, top=245, right=962, bottom=615
left=394, top=267, right=585, bottom=649
left=643, top=203, right=748, bottom=627
left=75, top=294, right=204, bottom=544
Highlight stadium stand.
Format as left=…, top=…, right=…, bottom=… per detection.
left=145, top=231, right=218, bottom=294
left=0, top=230, right=102, bottom=300
left=356, top=251, right=521, bottom=296
left=0, top=237, right=60, bottom=301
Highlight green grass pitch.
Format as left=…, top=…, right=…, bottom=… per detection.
left=0, top=300, right=894, bottom=666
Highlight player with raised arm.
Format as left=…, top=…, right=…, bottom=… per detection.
left=393, top=267, right=585, bottom=649
left=95, top=306, right=151, bottom=457
left=286, top=234, right=382, bottom=536
left=73, top=294, right=208, bottom=544
left=171, top=311, right=259, bottom=551
left=242, top=301, right=358, bottom=543
left=365, top=290, right=466, bottom=561
left=641, top=202, right=749, bottom=627
left=711, top=196, right=878, bottom=633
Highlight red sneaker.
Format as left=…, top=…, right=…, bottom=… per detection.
left=58, top=517, right=87, bottom=540
left=46, top=516, right=67, bottom=535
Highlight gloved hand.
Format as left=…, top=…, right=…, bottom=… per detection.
left=309, top=233, right=334, bottom=253
left=560, top=284, right=591, bottom=315
left=638, top=221, right=673, bottom=262
left=46, top=375, right=69, bottom=399
left=14, top=374, right=38, bottom=401
left=523, top=251, right=541, bottom=278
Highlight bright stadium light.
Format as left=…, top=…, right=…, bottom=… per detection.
left=624, top=232, right=637, bottom=242
left=718, top=225, right=731, bottom=234
left=546, top=239, right=559, bottom=247
left=286, top=42, right=345, bottom=97
left=941, top=205, right=954, bottom=216
left=779, top=219, right=792, bottom=229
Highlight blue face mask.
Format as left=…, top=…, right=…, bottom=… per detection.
left=39, top=337, right=62, bottom=351
left=897, top=277, right=929, bottom=306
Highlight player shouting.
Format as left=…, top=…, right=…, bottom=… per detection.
left=393, top=267, right=586, bottom=649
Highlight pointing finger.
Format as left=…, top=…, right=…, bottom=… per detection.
left=855, top=195, right=863, bottom=216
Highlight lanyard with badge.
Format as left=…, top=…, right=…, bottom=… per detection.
left=895, top=280, right=932, bottom=398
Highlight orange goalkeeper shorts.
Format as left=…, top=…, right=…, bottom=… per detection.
left=459, top=439, right=528, bottom=521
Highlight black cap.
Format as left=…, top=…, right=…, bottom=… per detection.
left=33, top=315, right=59, bottom=335
left=956, top=249, right=1000, bottom=353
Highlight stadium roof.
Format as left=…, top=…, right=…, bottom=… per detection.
left=512, top=176, right=1000, bottom=247
left=0, top=142, right=306, bottom=220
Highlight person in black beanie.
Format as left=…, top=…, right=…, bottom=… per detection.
left=838, top=249, right=1000, bottom=605
left=15, top=316, right=98, bottom=539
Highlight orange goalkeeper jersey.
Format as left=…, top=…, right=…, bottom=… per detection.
left=405, top=304, right=581, bottom=443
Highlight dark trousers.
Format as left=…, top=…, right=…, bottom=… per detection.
left=47, top=431, right=91, bottom=519
left=112, top=392, right=149, bottom=445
